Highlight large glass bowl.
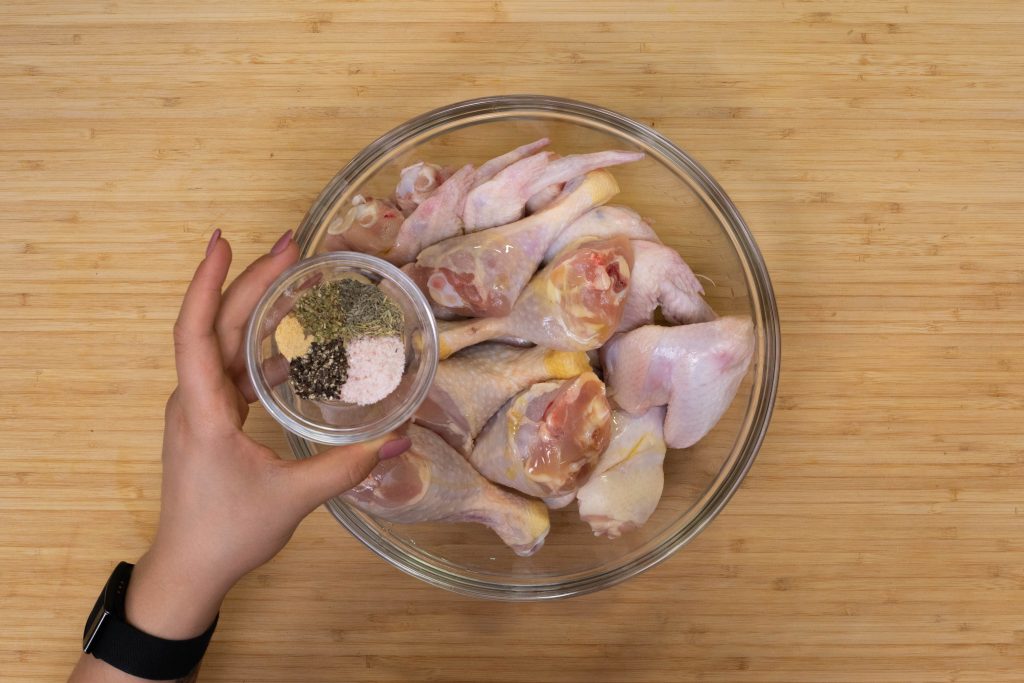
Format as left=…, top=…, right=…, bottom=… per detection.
left=288, top=95, right=780, bottom=600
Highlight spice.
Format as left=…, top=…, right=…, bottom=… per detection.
left=338, top=272, right=372, bottom=285
left=288, top=338, right=349, bottom=400
left=293, top=279, right=403, bottom=343
left=338, top=335, right=406, bottom=406
left=274, top=313, right=313, bottom=361
left=283, top=275, right=407, bottom=404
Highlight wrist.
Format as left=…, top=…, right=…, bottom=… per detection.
left=125, top=549, right=229, bottom=640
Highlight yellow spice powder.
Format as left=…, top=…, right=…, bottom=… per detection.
left=275, top=313, right=314, bottom=361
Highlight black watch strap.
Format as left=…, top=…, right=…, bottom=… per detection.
left=83, top=562, right=218, bottom=680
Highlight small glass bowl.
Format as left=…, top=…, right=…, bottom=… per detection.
left=245, top=252, right=439, bottom=445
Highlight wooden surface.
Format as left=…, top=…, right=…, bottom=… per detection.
left=2, top=2, right=1023, bottom=681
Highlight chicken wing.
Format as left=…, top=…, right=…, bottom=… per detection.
left=601, top=317, right=754, bottom=448
left=617, top=240, right=716, bottom=331
left=463, top=150, right=644, bottom=230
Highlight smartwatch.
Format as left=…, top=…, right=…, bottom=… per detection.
left=83, top=562, right=218, bottom=680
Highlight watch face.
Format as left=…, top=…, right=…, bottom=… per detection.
left=83, top=609, right=109, bottom=653
left=83, top=562, right=133, bottom=653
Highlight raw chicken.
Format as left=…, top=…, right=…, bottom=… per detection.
left=395, top=264, right=462, bottom=321
left=391, top=141, right=552, bottom=220
left=344, top=424, right=550, bottom=557
left=544, top=205, right=659, bottom=262
left=601, top=316, right=755, bottom=449
left=436, top=235, right=633, bottom=358
left=394, top=162, right=451, bottom=215
left=576, top=408, right=667, bottom=539
left=414, top=343, right=591, bottom=455
left=324, top=195, right=404, bottom=256
left=463, top=150, right=644, bottom=230
left=470, top=372, right=612, bottom=505
left=525, top=181, right=564, bottom=214
left=342, top=143, right=552, bottom=260
left=408, top=169, right=620, bottom=318
left=383, top=164, right=475, bottom=266
left=523, top=152, right=565, bottom=214
left=617, top=240, right=717, bottom=332
left=473, top=137, right=551, bottom=187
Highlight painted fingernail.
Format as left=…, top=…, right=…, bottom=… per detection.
left=270, top=230, right=293, bottom=255
left=378, top=437, right=412, bottom=460
left=206, top=228, right=221, bottom=257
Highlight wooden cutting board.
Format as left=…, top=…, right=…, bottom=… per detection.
left=2, top=2, right=1022, bottom=681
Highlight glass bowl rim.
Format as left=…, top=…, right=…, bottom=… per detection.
left=245, top=251, right=439, bottom=446
left=287, top=94, right=781, bottom=600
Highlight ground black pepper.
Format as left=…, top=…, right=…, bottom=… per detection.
left=288, top=338, right=349, bottom=400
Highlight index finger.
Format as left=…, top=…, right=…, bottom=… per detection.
left=216, top=231, right=299, bottom=376
left=173, top=231, right=232, bottom=404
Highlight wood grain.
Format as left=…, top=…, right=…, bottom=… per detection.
left=2, top=1, right=1023, bottom=681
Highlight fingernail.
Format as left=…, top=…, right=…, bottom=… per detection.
left=206, top=229, right=221, bottom=257
left=270, top=230, right=293, bottom=255
left=378, top=437, right=412, bottom=460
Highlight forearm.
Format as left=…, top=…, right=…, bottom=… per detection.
left=123, top=549, right=228, bottom=640
left=69, top=657, right=198, bottom=683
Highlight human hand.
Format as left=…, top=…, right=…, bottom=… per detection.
left=126, top=230, right=411, bottom=640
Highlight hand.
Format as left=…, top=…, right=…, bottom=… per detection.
left=126, top=230, right=411, bottom=640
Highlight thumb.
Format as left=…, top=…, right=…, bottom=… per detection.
left=288, top=433, right=413, bottom=511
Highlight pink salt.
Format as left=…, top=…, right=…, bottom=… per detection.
left=339, top=335, right=405, bottom=406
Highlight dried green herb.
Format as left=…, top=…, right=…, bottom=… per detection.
left=293, top=279, right=403, bottom=343
left=289, top=338, right=349, bottom=400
